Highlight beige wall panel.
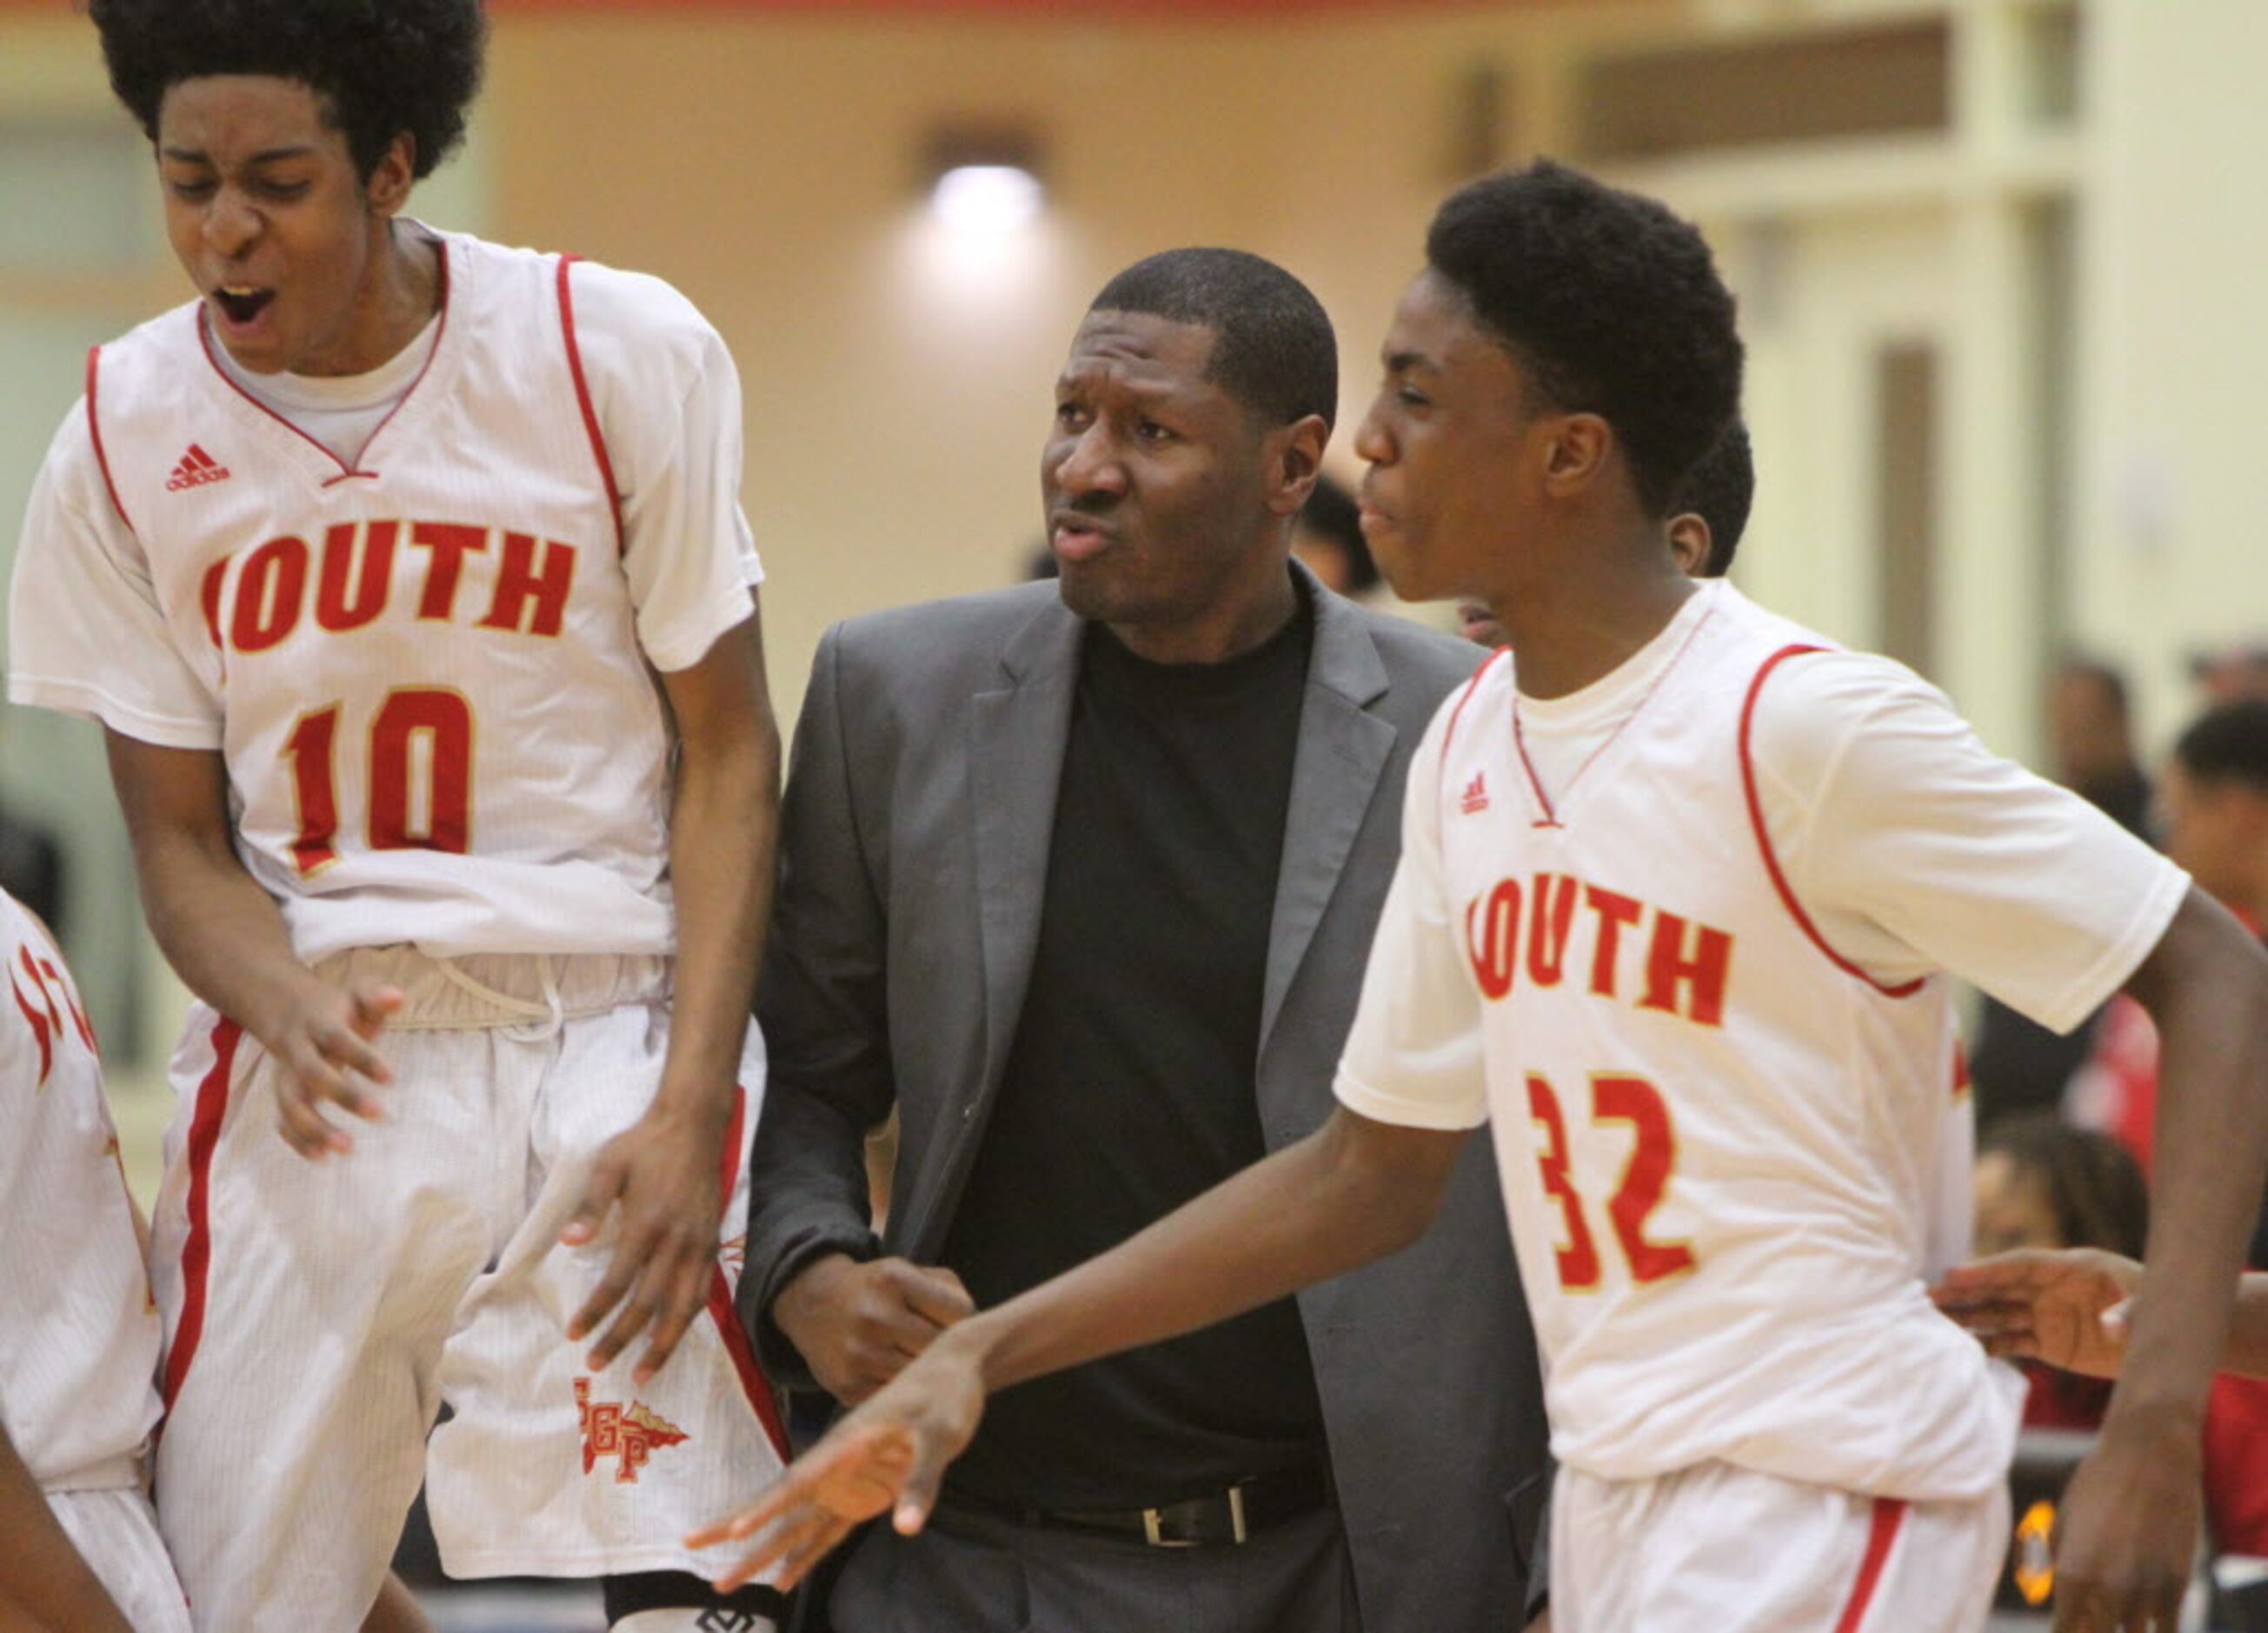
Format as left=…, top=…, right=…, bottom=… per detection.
left=478, top=10, right=1567, bottom=720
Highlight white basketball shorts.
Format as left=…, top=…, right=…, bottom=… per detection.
left=47, top=1483, right=193, bottom=1632
left=1551, top=1459, right=2006, bottom=1633
left=149, top=947, right=788, bottom=1633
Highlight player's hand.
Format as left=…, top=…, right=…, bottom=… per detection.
left=772, top=1253, right=974, bottom=1405
left=562, top=1102, right=727, bottom=1386
left=2048, top=1410, right=2200, bottom=1630
left=1930, top=1248, right=2142, bottom=1378
left=254, top=976, right=402, bottom=1161
left=686, top=1327, right=989, bottom=1592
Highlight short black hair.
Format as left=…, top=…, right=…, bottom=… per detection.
left=1089, top=248, right=1338, bottom=431
left=1669, top=421, right=1754, bottom=577
left=1295, top=473, right=1380, bottom=594
left=1980, top=1112, right=2149, bottom=1260
left=2174, top=697, right=2268, bottom=794
left=2055, top=656, right=2132, bottom=723
left=90, top=0, right=486, bottom=181
left=1426, top=159, right=1743, bottom=515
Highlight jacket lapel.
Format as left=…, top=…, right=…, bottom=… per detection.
left=1260, top=575, right=1395, bottom=1054
left=969, top=597, right=1084, bottom=1097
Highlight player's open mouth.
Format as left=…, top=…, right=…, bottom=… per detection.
left=212, top=286, right=276, bottom=326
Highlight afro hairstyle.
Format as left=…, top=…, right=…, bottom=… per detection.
left=90, top=0, right=485, bottom=180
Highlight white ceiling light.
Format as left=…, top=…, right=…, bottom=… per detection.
left=930, top=163, right=1045, bottom=237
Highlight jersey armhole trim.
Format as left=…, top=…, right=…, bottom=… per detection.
left=83, top=346, right=137, bottom=537
left=556, top=256, right=627, bottom=558
left=1739, top=643, right=1925, bottom=998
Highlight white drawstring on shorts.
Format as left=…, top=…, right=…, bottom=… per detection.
left=436, top=955, right=565, bottom=1043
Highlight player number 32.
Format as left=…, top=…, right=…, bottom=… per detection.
left=1526, top=1071, right=1695, bottom=1291
left=283, top=689, right=474, bottom=875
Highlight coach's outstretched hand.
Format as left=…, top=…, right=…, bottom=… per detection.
left=688, top=1328, right=989, bottom=1592
left=1930, top=1247, right=2139, bottom=1378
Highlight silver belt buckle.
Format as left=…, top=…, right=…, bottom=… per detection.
left=1141, top=1485, right=1249, bottom=1548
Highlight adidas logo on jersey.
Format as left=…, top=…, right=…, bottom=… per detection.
left=1460, top=771, right=1490, bottom=815
left=164, top=444, right=230, bottom=491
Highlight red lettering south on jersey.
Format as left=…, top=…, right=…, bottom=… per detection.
left=201, top=521, right=580, bottom=650
left=1464, top=870, right=1734, bottom=1027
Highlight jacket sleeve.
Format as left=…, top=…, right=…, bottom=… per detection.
left=739, top=624, right=896, bottom=1389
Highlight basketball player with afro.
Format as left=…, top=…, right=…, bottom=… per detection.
left=9, top=2, right=788, bottom=1626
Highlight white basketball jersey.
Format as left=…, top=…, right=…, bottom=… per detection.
left=0, top=890, right=163, bottom=1489
left=34, top=234, right=746, bottom=961
left=1433, top=588, right=2016, bottom=1501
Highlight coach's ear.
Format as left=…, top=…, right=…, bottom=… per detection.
left=1264, top=412, right=1332, bottom=518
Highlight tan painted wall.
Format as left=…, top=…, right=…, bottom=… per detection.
left=475, top=6, right=1648, bottom=718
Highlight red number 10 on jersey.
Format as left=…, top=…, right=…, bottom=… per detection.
left=1526, top=1071, right=1695, bottom=1292
left=283, top=688, right=475, bottom=875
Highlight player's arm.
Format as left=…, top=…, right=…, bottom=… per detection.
left=104, top=732, right=402, bottom=1159
left=2050, top=888, right=2268, bottom=1627
left=1935, top=1250, right=2268, bottom=1381
left=691, top=1103, right=1467, bottom=1589
left=0, top=1418, right=131, bottom=1632
left=565, top=600, right=779, bottom=1385
left=2227, top=1274, right=2268, bottom=1376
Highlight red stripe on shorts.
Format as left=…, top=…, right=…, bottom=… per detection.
left=707, top=1083, right=790, bottom=1459
left=163, top=1016, right=242, bottom=1410
left=1832, top=1496, right=1909, bottom=1633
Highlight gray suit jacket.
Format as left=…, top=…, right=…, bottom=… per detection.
left=742, top=569, right=1551, bottom=1630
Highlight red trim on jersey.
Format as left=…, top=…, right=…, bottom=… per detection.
left=83, top=347, right=136, bottom=534
left=555, top=256, right=627, bottom=557
left=1509, top=704, right=1563, bottom=829
left=1439, top=646, right=1511, bottom=798
left=705, top=1083, right=790, bottom=1459
left=1832, top=1496, right=1908, bottom=1633
left=1512, top=600, right=1719, bottom=830
left=193, top=239, right=452, bottom=483
left=162, top=1016, right=242, bottom=1410
left=1739, top=644, right=1925, bottom=997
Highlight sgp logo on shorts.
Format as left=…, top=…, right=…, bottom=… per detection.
left=575, top=1375, right=688, bottom=1483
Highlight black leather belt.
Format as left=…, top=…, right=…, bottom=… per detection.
left=940, top=1464, right=1331, bottom=1549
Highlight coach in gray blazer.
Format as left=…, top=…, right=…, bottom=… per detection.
left=741, top=250, right=1547, bottom=1632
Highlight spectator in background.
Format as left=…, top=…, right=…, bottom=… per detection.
left=2047, top=659, right=2153, bottom=836
left=2158, top=698, right=2268, bottom=1272
left=1290, top=472, right=1382, bottom=601
left=2161, top=697, right=2268, bottom=936
left=1971, top=1114, right=2147, bottom=1430
left=2192, top=643, right=2268, bottom=706
left=1969, top=656, right=2157, bottom=1130
left=0, top=800, right=65, bottom=940
left=2067, top=698, right=2268, bottom=1194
